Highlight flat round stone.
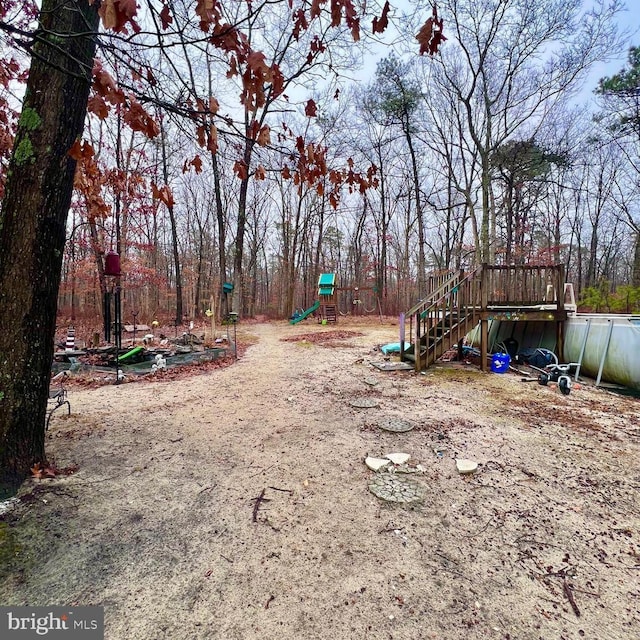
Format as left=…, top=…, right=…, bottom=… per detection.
left=368, top=473, right=424, bottom=504
left=377, top=417, right=414, bottom=433
left=350, top=398, right=380, bottom=409
left=385, top=452, right=410, bottom=465
left=456, top=458, right=478, bottom=474
left=365, top=456, right=391, bottom=471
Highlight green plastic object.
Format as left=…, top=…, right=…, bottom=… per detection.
left=290, top=300, right=320, bottom=324
left=117, top=346, right=145, bottom=363
left=317, top=273, right=336, bottom=287
left=223, top=282, right=234, bottom=294
left=317, top=273, right=336, bottom=296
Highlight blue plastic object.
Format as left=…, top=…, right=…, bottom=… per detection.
left=380, top=342, right=411, bottom=355
left=491, top=352, right=511, bottom=374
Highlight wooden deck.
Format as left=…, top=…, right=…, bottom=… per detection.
left=400, top=264, right=568, bottom=371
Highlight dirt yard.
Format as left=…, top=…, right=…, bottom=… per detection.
left=1, top=318, right=639, bottom=640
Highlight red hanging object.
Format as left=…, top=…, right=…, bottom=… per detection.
left=104, top=250, right=121, bottom=277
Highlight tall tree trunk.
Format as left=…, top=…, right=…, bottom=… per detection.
left=194, top=217, right=205, bottom=316
left=285, top=193, right=304, bottom=316
left=89, top=219, right=107, bottom=296
left=159, top=122, right=183, bottom=324
left=166, top=200, right=183, bottom=323
left=480, top=152, right=492, bottom=263
left=0, top=0, right=99, bottom=490
left=405, top=127, right=425, bottom=296
left=233, top=139, right=255, bottom=315
left=210, top=151, right=228, bottom=319
left=313, top=189, right=326, bottom=305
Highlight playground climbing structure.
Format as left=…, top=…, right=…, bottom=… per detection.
left=317, top=273, right=337, bottom=323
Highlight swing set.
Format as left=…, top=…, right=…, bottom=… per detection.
left=336, top=285, right=381, bottom=317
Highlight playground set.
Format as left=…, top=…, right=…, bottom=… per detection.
left=289, top=274, right=378, bottom=324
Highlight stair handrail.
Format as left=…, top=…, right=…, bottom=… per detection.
left=421, top=273, right=480, bottom=338
left=402, top=267, right=482, bottom=370
left=404, top=269, right=464, bottom=318
left=408, top=266, right=481, bottom=319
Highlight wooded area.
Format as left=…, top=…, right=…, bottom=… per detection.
left=6, top=0, right=638, bottom=327
left=1, top=0, right=639, bottom=483
left=49, top=0, right=640, bottom=322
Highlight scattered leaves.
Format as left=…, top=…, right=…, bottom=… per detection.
left=30, top=462, right=78, bottom=479
left=305, top=99, right=317, bottom=117
left=293, top=8, right=309, bottom=39
left=87, top=95, right=110, bottom=119
left=98, top=0, right=139, bottom=33
left=233, top=160, right=248, bottom=180
left=68, top=140, right=95, bottom=162
left=281, top=330, right=365, bottom=345
left=31, top=463, right=56, bottom=479
left=159, top=3, right=173, bottom=29
left=122, top=99, right=160, bottom=138
left=207, top=124, right=218, bottom=153
left=257, top=125, right=271, bottom=146
left=152, top=182, right=175, bottom=208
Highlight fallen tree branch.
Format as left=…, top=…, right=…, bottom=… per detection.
left=252, top=488, right=269, bottom=522
left=563, top=579, right=581, bottom=617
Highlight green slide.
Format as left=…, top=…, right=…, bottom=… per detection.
left=289, top=300, right=320, bottom=324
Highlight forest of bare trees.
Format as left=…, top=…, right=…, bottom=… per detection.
left=45, top=0, right=638, bottom=325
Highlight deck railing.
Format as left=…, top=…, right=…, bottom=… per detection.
left=480, top=264, right=565, bottom=309
left=400, top=264, right=567, bottom=371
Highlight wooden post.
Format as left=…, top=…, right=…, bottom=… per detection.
left=557, top=263, right=565, bottom=360
left=414, top=311, right=421, bottom=371
left=556, top=319, right=564, bottom=362
left=557, top=264, right=565, bottom=313
left=211, top=295, right=216, bottom=340
left=480, top=319, right=488, bottom=372
left=480, top=265, right=489, bottom=371
left=481, top=264, right=489, bottom=309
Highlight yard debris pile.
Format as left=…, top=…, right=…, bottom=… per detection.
left=51, top=321, right=245, bottom=386
left=280, top=329, right=365, bottom=346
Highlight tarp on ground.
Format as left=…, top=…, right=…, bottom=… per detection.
left=380, top=342, right=411, bottom=355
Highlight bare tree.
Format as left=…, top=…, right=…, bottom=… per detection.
left=430, top=0, right=626, bottom=262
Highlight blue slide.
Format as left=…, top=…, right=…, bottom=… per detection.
left=289, top=300, right=320, bottom=324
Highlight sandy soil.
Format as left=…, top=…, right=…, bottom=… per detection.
left=1, top=318, right=639, bottom=640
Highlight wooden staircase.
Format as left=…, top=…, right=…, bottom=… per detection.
left=400, top=269, right=481, bottom=371
left=400, top=264, right=567, bottom=372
